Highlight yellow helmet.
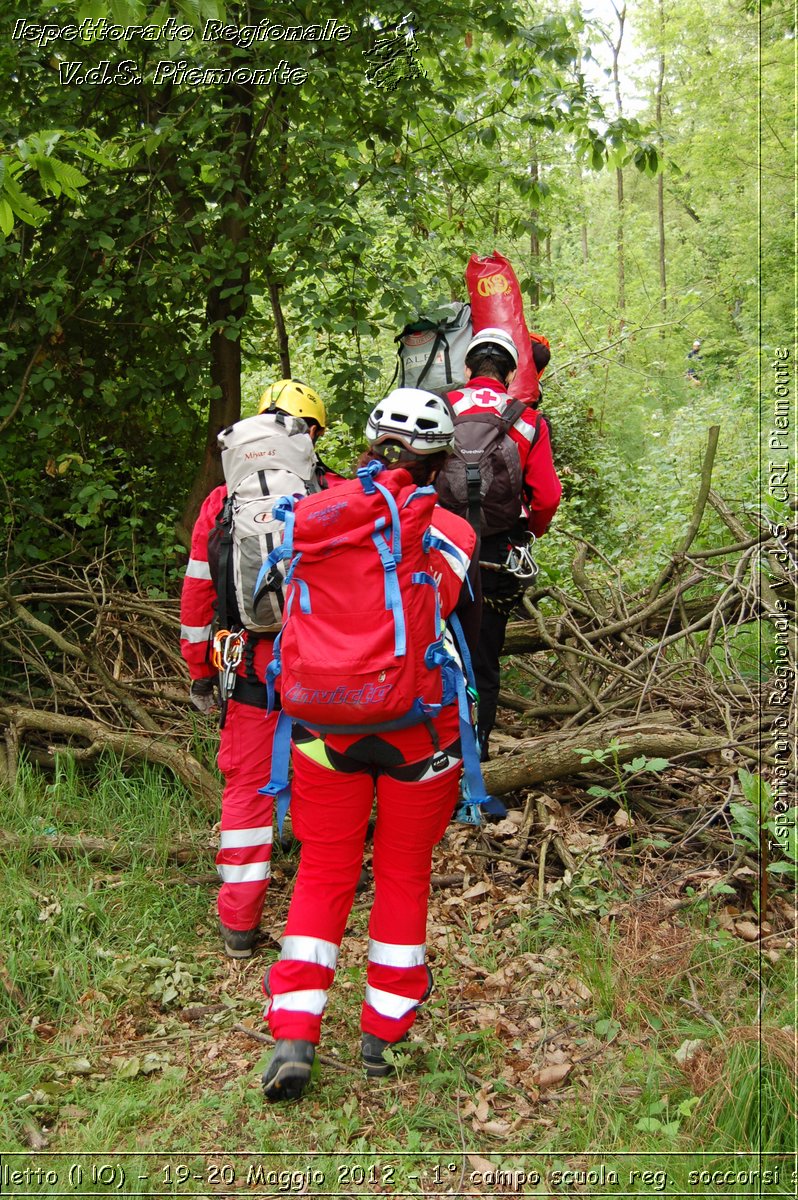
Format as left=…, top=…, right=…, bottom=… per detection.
left=257, top=379, right=326, bottom=431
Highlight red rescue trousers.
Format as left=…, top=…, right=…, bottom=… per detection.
left=215, top=698, right=278, bottom=932
left=265, top=738, right=460, bottom=1045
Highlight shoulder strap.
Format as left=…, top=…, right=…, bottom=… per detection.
left=501, top=398, right=528, bottom=431
left=214, top=496, right=234, bottom=631
left=415, top=329, right=446, bottom=387
left=507, top=400, right=541, bottom=450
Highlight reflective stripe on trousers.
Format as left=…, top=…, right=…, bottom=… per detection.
left=216, top=700, right=279, bottom=932
left=265, top=745, right=458, bottom=1044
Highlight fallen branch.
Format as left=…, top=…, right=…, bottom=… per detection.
left=0, top=705, right=218, bottom=805
left=0, top=829, right=210, bottom=866
left=482, top=718, right=726, bottom=797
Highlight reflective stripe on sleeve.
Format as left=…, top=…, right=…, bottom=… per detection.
left=451, top=390, right=502, bottom=416
left=281, top=935, right=339, bottom=969
left=365, top=985, right=420, bottom=1020
left=270, top=989, right=328, bottom=1016
left=185, top=558, right=212, bottom=580
left=513, top=414, right=537, bottom=445
left=219, top=826, right=274, bottom=850
left=368, top=939, right=426, bottom=968
left=428, top=524, right=468, bottom=581
left=216, top=862, right=271, bottom=884
left=180, top=623, right=212, bottom=643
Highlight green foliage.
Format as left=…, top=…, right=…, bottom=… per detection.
left=731, top=769, right=798, bottom=882
left=1, top=0, right=674, bottom=572
left=698, top=1035, right=797, bottom=1154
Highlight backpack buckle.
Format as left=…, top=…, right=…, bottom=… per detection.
left=453, top=799, right=482, bottom=826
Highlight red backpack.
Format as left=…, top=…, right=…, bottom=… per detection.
left=256, top=460, right=489, bottom=827
left=263, top=462, right=452, bottom=730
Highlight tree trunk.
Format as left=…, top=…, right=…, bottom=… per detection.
left=529, top=138, right=540, bottom=309
left=656, top=0, right=667, bottom=316
left=0, top=705, right=219, bottom=806
left=269, top=281, right=292, bottom=378
left=609, top=4, right=627, bottom=326
left=616, top=166, right=625, bottom=318
left=180, top=81, right=255, bottom=536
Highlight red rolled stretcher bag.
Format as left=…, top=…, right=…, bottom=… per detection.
left=465, top=250, right=540, bottom=402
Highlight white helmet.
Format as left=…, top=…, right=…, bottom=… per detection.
left=466, top=326, right=519, bottom=367
left=366, top=388, right=454, bottom=455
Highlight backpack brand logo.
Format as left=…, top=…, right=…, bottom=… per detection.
left=244, top=448, right=277, bottom=460
left=308, top=500, right=348, bottom=526
left=476, top=274, right=510, bottom=297
left=285, top=681, right=393, bottom=706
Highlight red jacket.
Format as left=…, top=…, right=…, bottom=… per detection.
left=446, top=376, right=562, bottom=538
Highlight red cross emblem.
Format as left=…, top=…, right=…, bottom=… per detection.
left=473, top=389, right=497, bottom=406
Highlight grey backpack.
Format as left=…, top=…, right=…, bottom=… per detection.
left=397, top=301, right=473, bottom=391
left=210, top=412, right=320, bottom=633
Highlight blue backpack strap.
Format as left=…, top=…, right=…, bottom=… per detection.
left=402, top=484, right=437, bottom=505
left=254, top=497, right=297, bottom=596
left=357, top=459, right=384, bottom=490
left=445, top=613, right=506, bottom=822
left=361, top=468, right=406, bottom=657
left=265, top=628, right=282, bottom=713
left=372, top=479, right=402, bottom=562
left=372, top=530, right=406, bottom=656
left=453, top=668, right=489, bottom=806
left=447, top=611, right=477, bottom=695
left=260, top=708, right=294, bottom=835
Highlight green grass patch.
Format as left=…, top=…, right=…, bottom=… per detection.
left=1, top=754, right=794, bottom=1196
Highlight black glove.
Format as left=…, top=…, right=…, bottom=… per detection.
left=189, top=677, right=219, bottom=715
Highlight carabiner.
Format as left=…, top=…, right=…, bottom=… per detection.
left=504, top=535, right=538, bottom=580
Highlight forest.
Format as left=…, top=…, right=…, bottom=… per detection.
left=0, top=0, right=795, bottom=1191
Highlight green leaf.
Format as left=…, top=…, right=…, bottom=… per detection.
left=767, top=861, right=798, bottom=877
left=635, top=1117, right=663, bottom=1133
left=0, top=199, right=13, bottom=238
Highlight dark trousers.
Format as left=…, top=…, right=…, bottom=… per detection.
left=472, top=568, right=524, bottom=759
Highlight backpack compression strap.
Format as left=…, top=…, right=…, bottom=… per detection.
left=446, top=611, right=506, bottom=820
left=424, top=616, right=490, bottom=811
left=214, top=496, right=235, bottom=632
left=359, top=462, right=408, bottom=657
left=260, top=708, right=293, bottom=835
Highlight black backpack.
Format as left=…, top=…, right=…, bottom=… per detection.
left=436, top=397, right=529, bottom=536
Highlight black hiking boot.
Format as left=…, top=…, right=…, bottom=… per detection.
left=361, top=1032, right=409, bottom=1079
left=220, top=922, right=258, bottom=959
left=261, top=1039, right=315, bottom=1102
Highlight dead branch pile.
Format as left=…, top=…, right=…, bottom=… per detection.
left=0, top=454, right=794, bottom=817
left=483, top=475, right=796, bottom=797
left=0, top=562, right=216, bottom=802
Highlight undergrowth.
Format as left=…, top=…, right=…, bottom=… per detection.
left=0, top=755, right=794, bottom=1196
